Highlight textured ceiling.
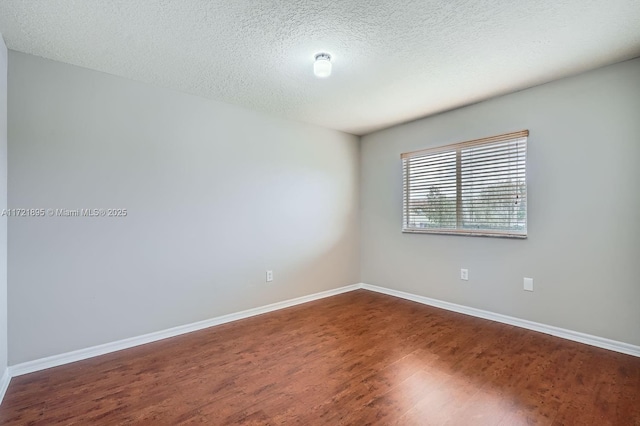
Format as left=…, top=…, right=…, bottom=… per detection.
left=1, top=1, right=639, bottom=135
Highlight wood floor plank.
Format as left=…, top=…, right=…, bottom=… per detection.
left=1, top=290, right=638, bottom=425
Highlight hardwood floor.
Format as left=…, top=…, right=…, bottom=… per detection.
left=1, top=290, right=639, bottom=425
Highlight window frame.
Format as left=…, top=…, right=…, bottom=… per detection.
left=401, top=130, right=529, bottom=239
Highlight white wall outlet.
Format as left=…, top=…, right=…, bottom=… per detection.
left=266, top=270, right=273, bottom=282
left=460, top=269, right=469, bottom=281
left=524, top=277, right=533, bottom=292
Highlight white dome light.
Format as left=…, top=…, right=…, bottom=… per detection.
left=314, top=53, right=332, bottom=78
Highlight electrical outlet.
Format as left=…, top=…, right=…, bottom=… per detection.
left=460, top=269, right=469, bottom=281
left=524, top=277, right=533, bottom=292
left=266, top=270, right=273, bottom=282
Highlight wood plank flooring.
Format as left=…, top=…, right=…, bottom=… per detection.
left=1, top=290, right=638, bottom=425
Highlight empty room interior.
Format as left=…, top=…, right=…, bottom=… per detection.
left=0, top=1, right=639, bottom=424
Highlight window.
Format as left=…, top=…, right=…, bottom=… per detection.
left=402, top=130, right=528, bottom=238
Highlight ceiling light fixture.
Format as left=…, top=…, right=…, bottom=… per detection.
left=314, top=53, right=332, bottom=78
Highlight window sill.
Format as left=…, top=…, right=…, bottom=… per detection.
left=402, top=228, right=527, bottom=239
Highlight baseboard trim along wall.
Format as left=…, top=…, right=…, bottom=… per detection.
left=0, top=368, right=10, bottom=403
left=6, top=282, right=640, bottom=383
left=8, top=284, right=361, bottom=378
left=360, top=283, right=640, bottom=358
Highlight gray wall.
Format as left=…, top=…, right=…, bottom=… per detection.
left=8, top=51, right=360, bottom=364
left=361, top=58, right=640, bottom=346
left=0, top=35, right=7, bottom=374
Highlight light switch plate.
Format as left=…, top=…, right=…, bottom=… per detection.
left=524, top=277, right=533, bottom=292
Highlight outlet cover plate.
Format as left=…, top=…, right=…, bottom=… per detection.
left=461, top=269, right=469, bottom=281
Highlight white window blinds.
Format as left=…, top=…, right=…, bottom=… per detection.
left=402, top=130, right=528, bottom=238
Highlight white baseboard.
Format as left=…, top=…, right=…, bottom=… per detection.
left=5, top=281, right=638, bottom=387
left=361, top=283, right=640, bottom=358
left=8, top=284, right=361, bottom=378
left=0, top=368, right=10, bottom=403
